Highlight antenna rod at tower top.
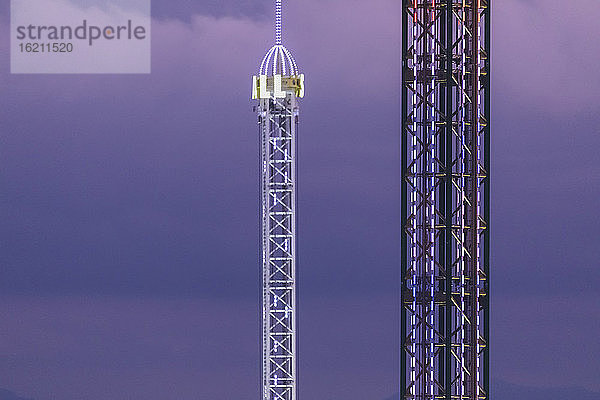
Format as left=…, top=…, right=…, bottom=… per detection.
left=275, top=0, right=282, bottom=45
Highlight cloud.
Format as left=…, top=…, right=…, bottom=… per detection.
left=11, top=0, right=152, bottom=73
left=151, top=0, right=271, bottom=22
left=0, top=0, right=401, bottom=299
left=0, top=294, right=397, bottom=400
left=493, top=380, right=600, bottom=400
left=495, top=0, right=600, bottom=115
left=0, top=296, right=258, bottom=399
left=0, top=389, right=34, bottom=400
left=494, top=294, right=600, bottom=392
left=0, top=0, right=597, bottom=303
left=2, top=0, right=400, bottom=96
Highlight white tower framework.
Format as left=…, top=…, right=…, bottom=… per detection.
left=252, top=2, right=305, bottom=399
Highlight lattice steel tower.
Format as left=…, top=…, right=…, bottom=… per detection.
left=401, top=1, right=490, bottom=400
left=252, top=1, right=304, bottom=399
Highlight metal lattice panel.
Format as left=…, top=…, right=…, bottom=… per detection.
left=259, top=94, right=298, bottom=400
left=401, top=1, right=490, bottom=400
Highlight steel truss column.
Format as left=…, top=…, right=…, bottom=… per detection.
left=253, top=1, right=304, bottom=399
left=259, top=94, right=299, bottom=400
left=401, top=1, right=490, bottom=400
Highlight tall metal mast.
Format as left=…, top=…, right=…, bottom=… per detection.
left=252, top=1, right=305, bottom=399
left=401, top=1, right=490, bottom=400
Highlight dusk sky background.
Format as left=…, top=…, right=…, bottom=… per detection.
left=0, top=0, right=599, bottom=399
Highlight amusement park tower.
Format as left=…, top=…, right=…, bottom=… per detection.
left=401, top=1, right=490, bottom=400
left=252, top=1, right=304, bottom=399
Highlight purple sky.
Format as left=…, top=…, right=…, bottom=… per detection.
left=0, top=0, right=599, bottom=399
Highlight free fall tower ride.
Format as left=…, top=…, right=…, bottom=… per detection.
left=252, top=1, right=305, bottom=399
left=401, top=1, right=491, bottom=400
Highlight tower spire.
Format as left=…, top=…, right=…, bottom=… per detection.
left=275, top=0, right=282, bottom=45
left=257, top=0, right=300, bottom=77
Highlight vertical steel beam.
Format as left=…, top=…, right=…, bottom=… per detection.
left=401, top=2, right=409, bottom=400
left=483, top=2, right=491, bottom=400
left=443, top=1, right=453, bottom=399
